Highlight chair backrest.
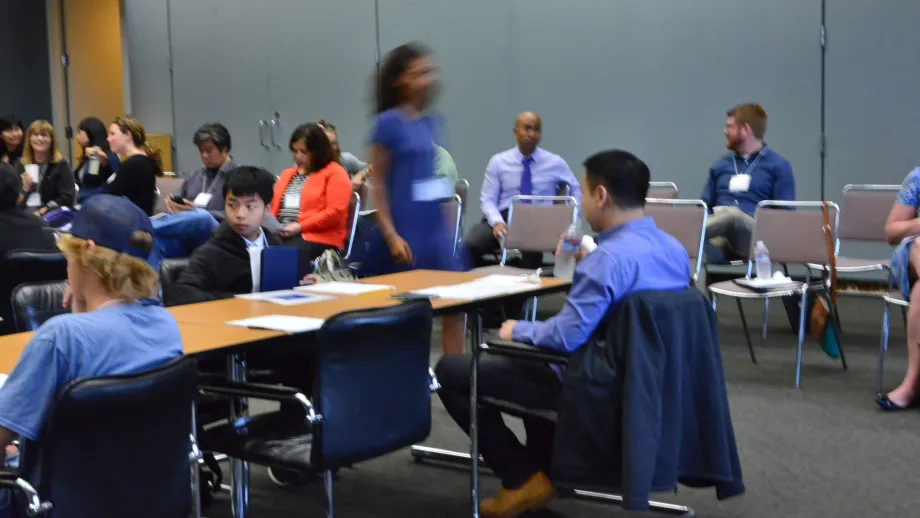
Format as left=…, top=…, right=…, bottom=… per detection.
left=441, top=194, right=462, bottom=258
left=504, top=195, right=578, bottom=256
left=839, top=184, right=900, bottom=241
left=750, top=201, right=839, bottom=266
left=454, top=179, right=469, bottom=226
left=158, top=258, right=191, bottom=307
left=0, top=251, right=67, bottom=335
left=11, top=281, right=68, bottom=332
left=647, top=181, right=679, bottom=200
left=154, top=177, right=185, bottom=215
left=311, top=300, right=433, bottom=468
left=23, top=356, right=197, bottom=518
left=645, top=199, right=708, bottom=281
left=344, top=191, right=361, bottom=259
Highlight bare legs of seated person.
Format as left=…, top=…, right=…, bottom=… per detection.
left=886, top=240, right=920, bottom=407
left=441, top=314, right=466, bottom=355
left=705, top=206, right=755, bottom=262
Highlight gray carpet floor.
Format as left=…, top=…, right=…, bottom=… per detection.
left=204, top=292, right=920, bottom=518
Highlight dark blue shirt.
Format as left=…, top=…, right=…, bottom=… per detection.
left=700, top=145, right=795, bottom=216
left=512, top=217, right=690, bottom=353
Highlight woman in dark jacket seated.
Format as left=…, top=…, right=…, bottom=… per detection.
left=16, top=120, right=75, bottom=216
left=74, top=117, right=120, bottom=202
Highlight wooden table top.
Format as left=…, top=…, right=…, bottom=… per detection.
left=0, top=269, right=570, bottom=371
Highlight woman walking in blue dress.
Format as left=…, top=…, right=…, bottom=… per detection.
left=361, top=41, right=467, bottom=354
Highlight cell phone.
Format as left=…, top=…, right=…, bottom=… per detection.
left=391, top=293, right=440, bottom=300
left=169, top=194, right=186, bottom=204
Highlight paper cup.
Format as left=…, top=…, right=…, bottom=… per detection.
left=24, top=164, right=39, bottom=182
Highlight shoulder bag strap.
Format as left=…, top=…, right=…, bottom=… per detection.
left=821, top=202, right=837, bottom=305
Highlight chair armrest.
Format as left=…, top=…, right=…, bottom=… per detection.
left=0, top=471, right=52, bottom=515
left=198, top=381, right=322, bottom=424
left=480, top=340, right=569, bottom=365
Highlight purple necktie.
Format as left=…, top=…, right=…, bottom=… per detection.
left=520, top=156, right=534, bottom=197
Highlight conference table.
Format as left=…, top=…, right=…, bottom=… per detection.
left=0, top=269, right=571, bottom=518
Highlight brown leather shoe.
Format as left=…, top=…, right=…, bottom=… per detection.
left=480, top=471, right=556, bottom=518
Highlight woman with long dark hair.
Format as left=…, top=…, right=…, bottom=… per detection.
left=74, top=117, right=120, bottom=202
left=359, top=42, right=467, bottom=355
left=0, top=116, right=24, bottom=167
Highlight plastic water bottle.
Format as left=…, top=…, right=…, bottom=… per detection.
left=554, top=224, right=582, bottom=280
left=754, top=241, right=772, bottom=279
left=87, top=155, right=100, bottom=176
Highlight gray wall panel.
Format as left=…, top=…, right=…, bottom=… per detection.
left=0, top=0, right=52, bottom=124
left=122, top=0, right=173, bottom=136
left=510, top=0, right=823, bottom=201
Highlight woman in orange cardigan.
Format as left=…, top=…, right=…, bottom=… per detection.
left=272, top=123, right=353, bottom=260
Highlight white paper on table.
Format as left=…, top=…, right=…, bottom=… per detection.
left=235, top=290, right=334, bottom=306
left=295, top=282, right=395, bottom=296
left=226, top=315, right=325, bottom=333
left=471, top=274, right=540, bottom=286
left=410, top=280, right=534, bottom=300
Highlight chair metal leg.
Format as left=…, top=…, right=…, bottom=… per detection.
left=735, top=299, right=757, bottom=364
left=795, top=290, right=808, bottom=388
left=902, top=306, right=908, bottom=329
left=469, top=311, right=484, bottom=518
left=761, top=298, right=769, bottom=340
left=530, top=296, right=538, bottom=322
left=711, top=293, right=718, bottom=312
left=324, top=469, right=334, bottom=518
left=877, top=300, right=891, bottom=396
left=228, top=354, right=249, bottom=518
left=190, top=401, right=202, bottom=518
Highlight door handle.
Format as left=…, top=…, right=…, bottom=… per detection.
left=270, top=112, right=282, bottom=150
left=258, top=120, right=270, bottom=150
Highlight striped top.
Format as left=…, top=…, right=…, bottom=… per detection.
left=278, top=172, right=308, bottom=224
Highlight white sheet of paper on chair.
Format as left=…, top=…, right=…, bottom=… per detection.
left=294, top=282, right=395, bottom=296
left=410, top=280, right=534, bottom=300
left=226, top=315, right=325, bottom=333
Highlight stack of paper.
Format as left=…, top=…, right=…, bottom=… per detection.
left=295, top=282, right=395, bottom=296
left=410, top=279, right=535, bottom=300
left=226, top=315, right=325, bottom=333
left=235, top=290, right=334, bottom=306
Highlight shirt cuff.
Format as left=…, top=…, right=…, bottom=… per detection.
left=511, top=321, right=534, bottom=344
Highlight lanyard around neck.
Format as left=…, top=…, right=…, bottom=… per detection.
left=732, top=147, right=766, bottom=176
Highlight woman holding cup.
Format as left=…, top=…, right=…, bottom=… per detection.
left=16, top=120, right=75, bottom=215
left=74, top=117, right=120, bottom=202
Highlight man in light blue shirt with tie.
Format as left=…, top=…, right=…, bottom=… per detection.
left=465, top=112, right=581, bottom=268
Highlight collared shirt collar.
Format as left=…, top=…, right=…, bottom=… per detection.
left=596, top=216, right=656, bottom=244
left=511, top=146, right=542, bottom=163
left=241, top=228, right=267, bottom=249
left=734, top=142, right=768, bottom=161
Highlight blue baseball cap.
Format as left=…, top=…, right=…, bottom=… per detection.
left=68, top=195, right=155, bottom=259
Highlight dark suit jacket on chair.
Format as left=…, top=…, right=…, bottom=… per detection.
left=552, top=288, right=745, bottom=510
left=0, top=209, right=57, bottom=258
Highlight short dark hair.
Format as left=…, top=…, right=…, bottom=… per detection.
left=0, top=115, right=23, bottom=134
left=288, top=123, right=334, bottom=172
left=727, top=103, right=767, bottom=140
left=376, top=41, right=431, bottom=113
left=0, top=162, right=21, bottom=209
left=222, top=166, right=275, bottom=206
left=193, top=122, right=232, bottom=152
left=583, top=150, right=650, bottom=210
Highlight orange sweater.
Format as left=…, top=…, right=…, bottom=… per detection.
left=271, top=161, right=352, bottom=248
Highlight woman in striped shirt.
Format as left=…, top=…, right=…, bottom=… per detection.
left=270, top=123, right=352, bottom=261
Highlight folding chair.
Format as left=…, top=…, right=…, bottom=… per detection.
left=454, top=179, right=469, bottom=230
left=344, top=191, right=361, bottom=260
left=708, top=201, right=844, bottom=388
left=808, top=184, right=899, bottom=275
left=645, top=198, right=708, bottom=282
left=648, top=181, right=679, bottom=200
left=441, top=194, right=463, bottom=258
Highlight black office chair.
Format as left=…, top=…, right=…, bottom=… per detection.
left=0, top=252, right=67, bottom=335
left=3, top=356, right=200, bottom=518
left=158, top=258, right=191, bottom=307
left=200, top=300, right=436, bottom=516
left=10, top=281, right=68, bottom=333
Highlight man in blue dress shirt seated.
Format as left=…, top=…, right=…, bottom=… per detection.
left=464, top=111, right=581, bottom=268
left=436, top=149, right=690, bottom=518
left=0, top=194, right=182, bottom=516
left=700, top=103, right=795, bottom=262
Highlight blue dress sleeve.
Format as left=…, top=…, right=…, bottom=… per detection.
left=0, top=325, right=69, bottom=441
left=896, top=168, right=920, bottom=207
left=369, top=110, right=400, bottom=150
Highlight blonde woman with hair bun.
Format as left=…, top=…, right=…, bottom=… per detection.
left=106, top=116, right=162, bottom=216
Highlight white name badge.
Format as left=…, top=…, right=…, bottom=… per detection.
left=284, top=194, right=300, bottom=209
left=26, top=193, right=41, bottom=208
left=412, top=178, right=453, bottom=202
left=249, top=248, right=262, bottom=294
left=193, top=192, right=213, bottom=208
left=729, top=174, right=751, bottom=193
